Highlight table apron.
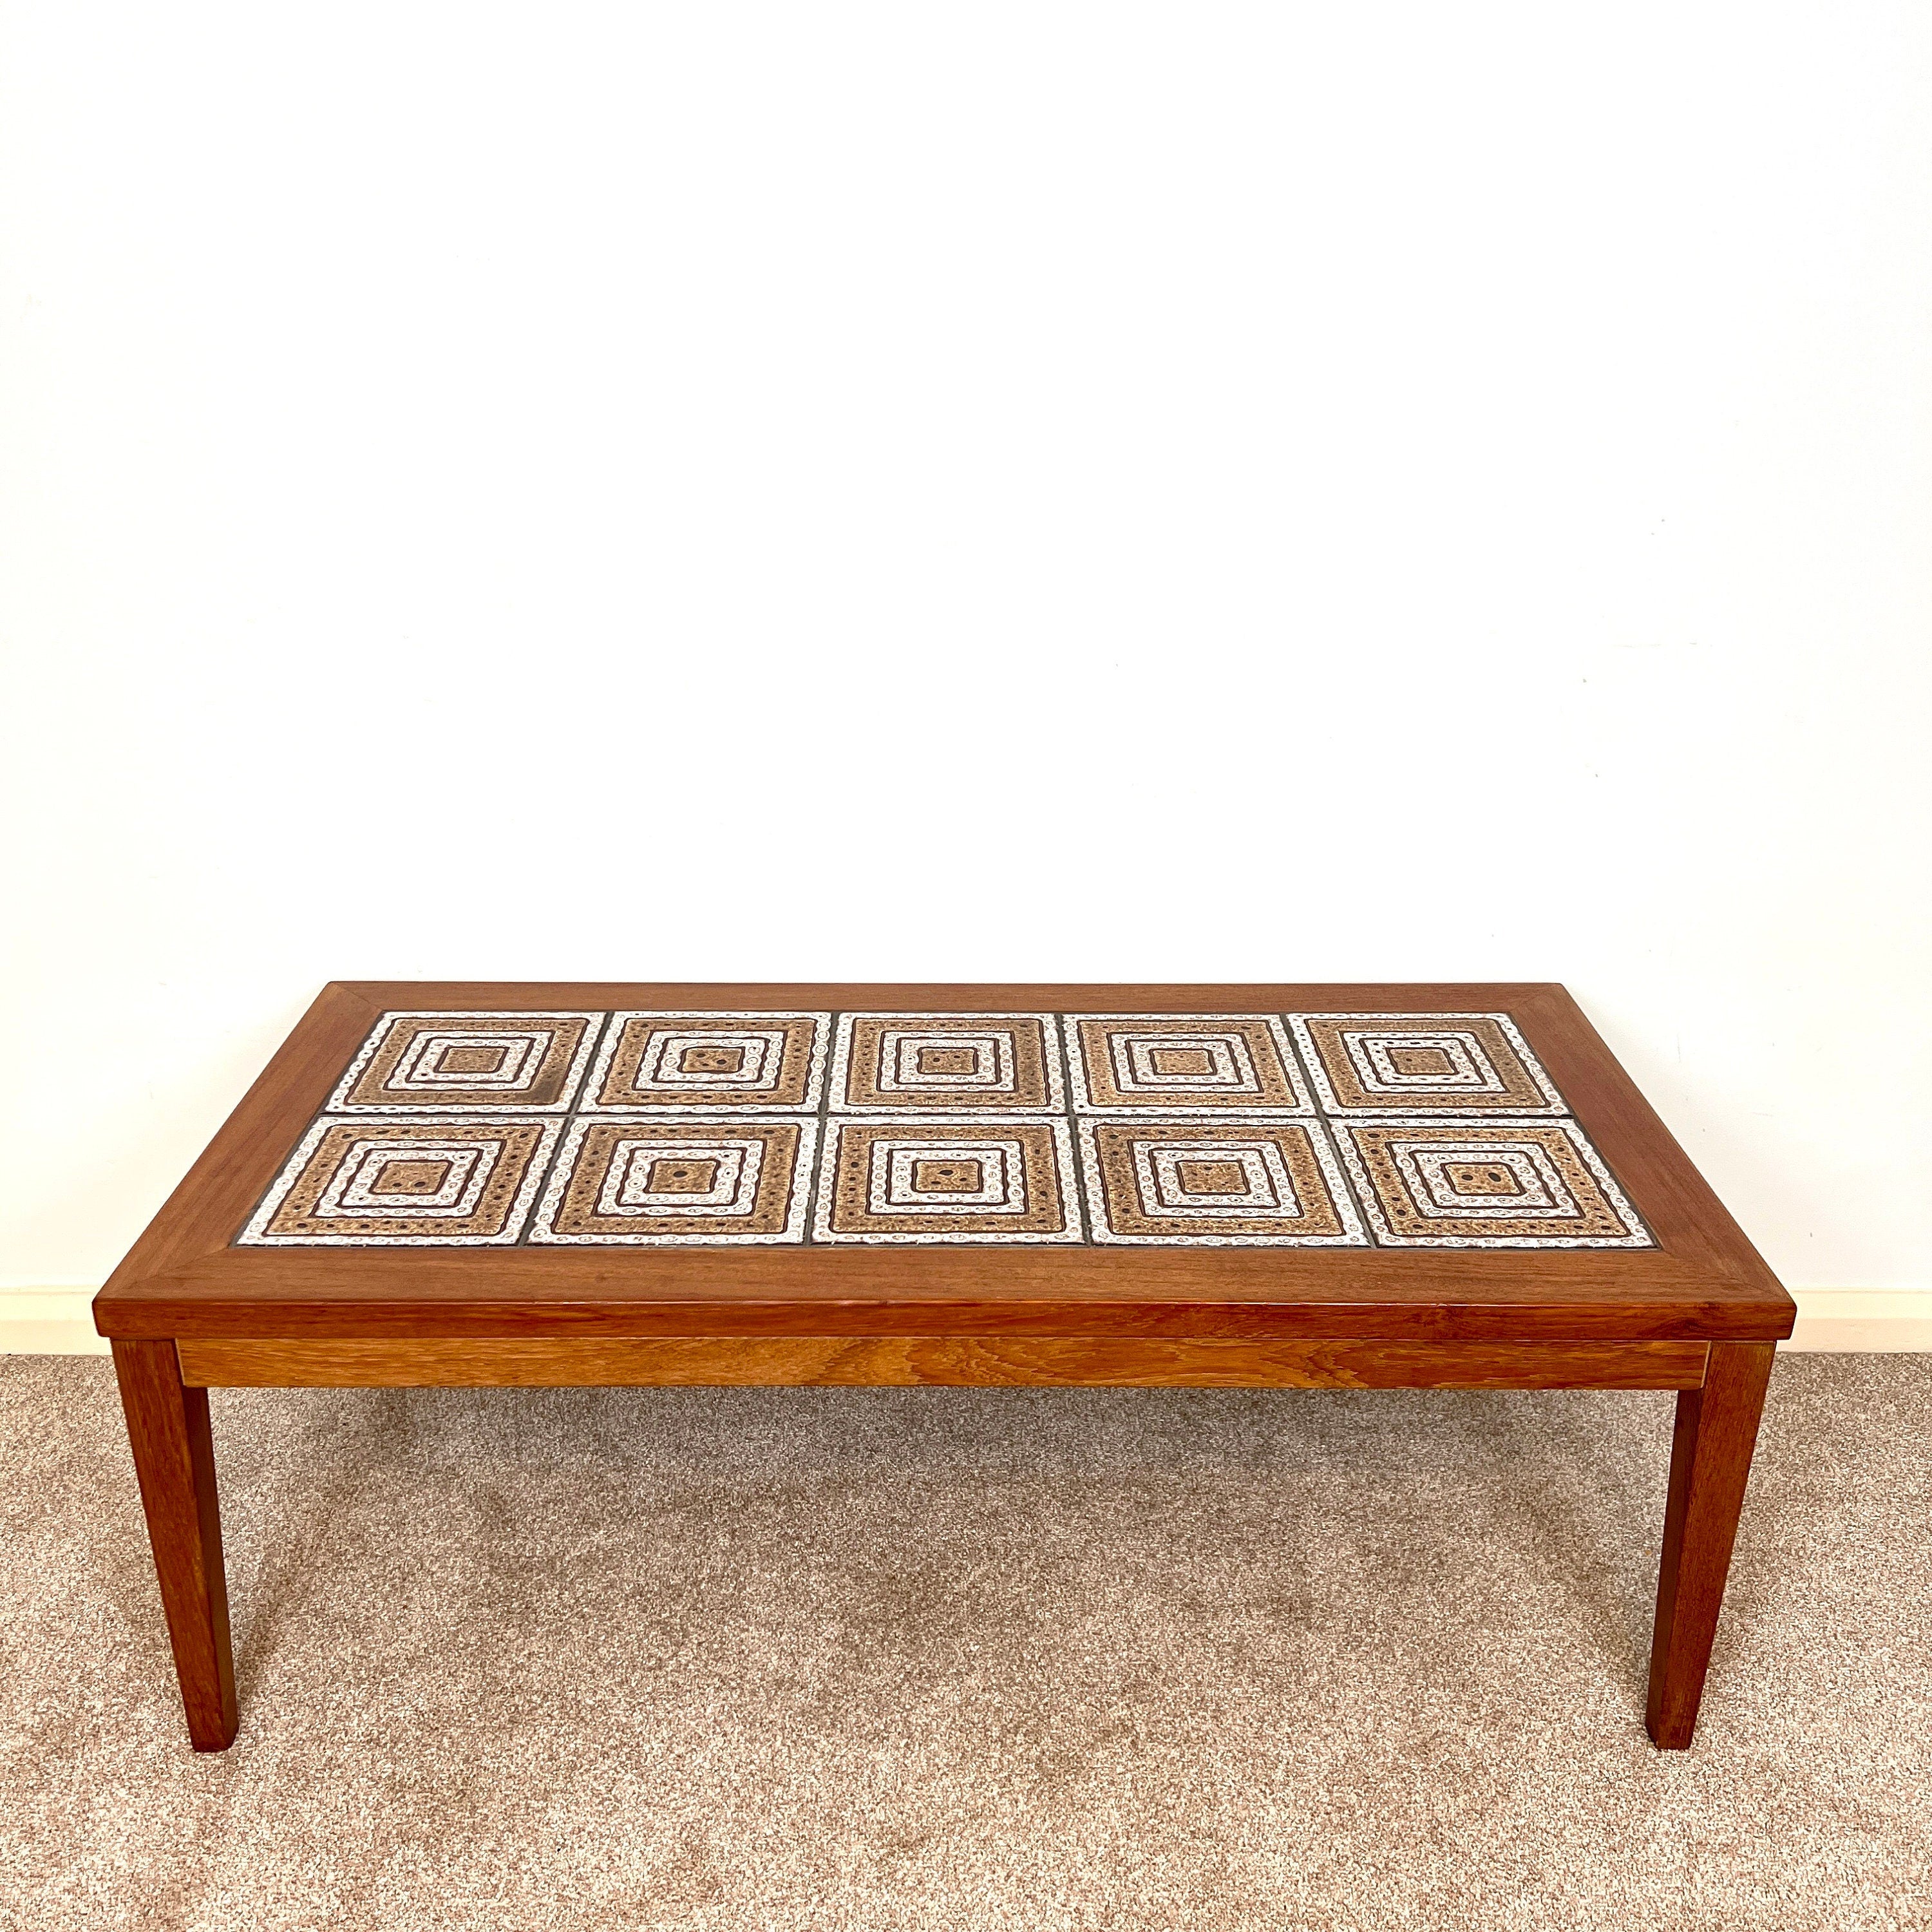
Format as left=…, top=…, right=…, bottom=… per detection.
left=174, top=1335, right=1710, bottom=1390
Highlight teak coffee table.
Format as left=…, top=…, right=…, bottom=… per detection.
left=95, top=982, right=1795, bottom=1753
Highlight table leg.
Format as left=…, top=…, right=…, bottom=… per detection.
left=111, top=1338, right=238, bottom=1750
left=1645, top=1340, right=1774, bottom=1748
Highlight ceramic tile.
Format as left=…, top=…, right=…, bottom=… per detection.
left=1290, top=1013, right=1566, bottom=1115
left=244, top=1006, right=1643, bottom=1247
left=329, top=1012, right=603, bottom=1113
left=1078, top=1119, right=1367, bottom=1245
left=830, top=1014, right=1064, bottom=1112
left=1332, top=1119, right=1652, bottom=1246
left=240, top=1117, right=562, bottom=1245
left=580, top=1012, right=828, bottom=1112
left=531, top=1117, right=817, bottom=1244
left=813, top=1116, right=1080, bottom=1242
left=1068, top=1015, right=1312, bottom=1115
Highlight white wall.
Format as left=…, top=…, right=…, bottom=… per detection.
left=3, top=2, right=1927, bottom=1300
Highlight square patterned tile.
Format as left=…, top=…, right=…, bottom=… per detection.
left=1332, top=1119, right=1651, bottom=1247
left=1078, top=1119, right=1367, bottom=1245
left=1289, top=1013, right=1566, bottom=1115
left=242, top=1001, right=1649, bottom=1247
left=830, top=1015, right=1064, bottom=1112
left=1068, top=1015, right=1312, bottom=1114
left=240, top=1117, right=562, bottom=1245
left=813, top=1117, right=1080, bottom=1242
left=329, top=1012, right=604, bottom=1112
left=580, top=1012, right=828, bottom=1112
left=531, top=1117, right=817, bottom=1244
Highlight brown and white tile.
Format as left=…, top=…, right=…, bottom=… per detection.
left=580, top=1012, right=829, bottom=1112
left=328, top=1011, right=605, bottom=1113
left=1068, top=1015, right=1312, bottom=1115
left=1289, top=1013, right=1566, bottom=1115
left=813, top=1116, right=1080, bottom=1242
left=1331, top=1119, right=1651, bottom=1246
left=531, top=1117, right=818, bottom=1244
left=829, top=1014, right=1065, bottom=1112
left=1077, top=1119, right=1367, bottom=1245
left=239, top=1117, right=563, bottom=1244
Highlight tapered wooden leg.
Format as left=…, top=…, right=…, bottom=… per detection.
left=111, top=1338, right=238, bottom=1750
left=1645, top=1341, right=1774, bottom=1748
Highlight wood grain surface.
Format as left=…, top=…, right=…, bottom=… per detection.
left=176, top=1335, right=1712, bottom=1390
left=1646, top=1341, right=1777, bottom=1747
left=110, top=1339, right=238, bottom=1751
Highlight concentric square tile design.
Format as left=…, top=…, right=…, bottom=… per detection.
left=531, top=1118, right=816, bottom=1244
left=1078, top=1121, right=1367, bottom=1245
left=240, top=1118, right=562, bottom=1244
left=1289, top=1014, right=1565, bottom=1115
left=1068, top=1016, right=1312, bottom=1114
left=1332, top=1121, right=1651, bottom=1247
left=582, top=1012, right=828, bottom=1112
left=240, top=1003, right=1649, bottom=1247
left=813, top=1117, right=1080, bottom=1242
left=330, top=1012, right=603, bottom=1112
left=831, top=1015, right=1063, bottom=1112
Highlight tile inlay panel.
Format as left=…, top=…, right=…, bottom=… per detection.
left=583, top=1012, right=828, bottom=1112
left=1332, top=1121, right=1650, bottom=1247
left=1069, top=1016, right=1313, bottom=1115
left=1289, top=1013, right=1565, bottom=1115
left=241, top=1118, right=563, bottom=1245
left=240, top=1006, right=1652, bottom=1248
left=1078, top=1120, right=1365, bottom=1245
left=329, top=1012, right=603, bottom=1112
left=814, top=1118, right=1080, bottom=1244
left=533, top=1118, right=817, bottom=1244
left=831, top=1014, right=1063, bottom=1112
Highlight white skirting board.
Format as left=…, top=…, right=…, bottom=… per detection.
left=1781, top=1291, right=1932, bottom=1352
left=2, top=1287, right=1928, bottom=1356
left=1, top=1291, right=112, bottom=1355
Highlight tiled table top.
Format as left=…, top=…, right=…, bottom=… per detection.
left=238, top=1009, right=1652, bottom=1250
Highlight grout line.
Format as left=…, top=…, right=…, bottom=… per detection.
left=799, top=1013, right=838, bottom=1244
left=514, top=1012, right=612, bottom=1246
left=1279, top=1012, right=1381, bottom=1245
left=1049, top=1012, right=1090, bottom=1243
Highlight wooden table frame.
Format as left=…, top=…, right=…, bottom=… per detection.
left=94, top=982, right=1794, bottom=1753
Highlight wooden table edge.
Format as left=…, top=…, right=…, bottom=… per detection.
left=169, top=1333, right=1718, bottom=1392
left=92, top=1287, right=1796, bottom=1345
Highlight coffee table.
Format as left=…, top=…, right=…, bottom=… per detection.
left=94, top=981, right=1794, bottom=1752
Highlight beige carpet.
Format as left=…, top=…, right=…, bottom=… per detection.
left=1, top=1354, right=1927, bottom=1932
